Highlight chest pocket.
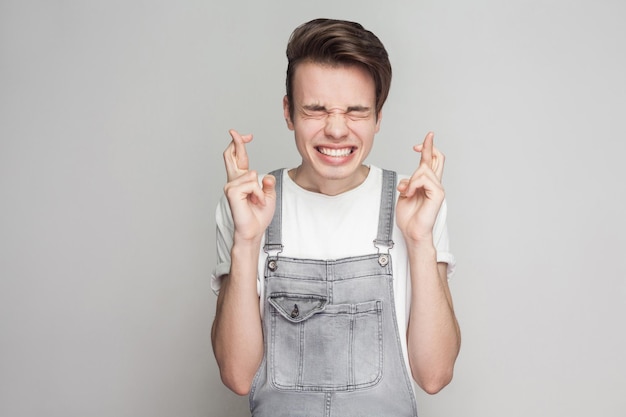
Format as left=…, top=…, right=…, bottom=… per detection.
left=268, top=293, right=383, bottom=392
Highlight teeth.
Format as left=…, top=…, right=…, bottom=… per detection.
left=318, top=147, right=352, bottom=157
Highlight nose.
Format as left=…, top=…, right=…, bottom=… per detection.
left=324, top=112, right=349, bottom=140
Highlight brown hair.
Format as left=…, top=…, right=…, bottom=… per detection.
left=285, top=18, right=392, bottom=121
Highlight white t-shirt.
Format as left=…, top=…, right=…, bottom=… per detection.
left=212, top=165, right=456, bottom=379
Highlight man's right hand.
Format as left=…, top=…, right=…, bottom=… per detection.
left=223, top=129, right=276, bottom=243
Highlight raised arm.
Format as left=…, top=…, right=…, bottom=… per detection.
left=396, top=132, right=461, bottom=394
left=211, top=129, right=276, bottom=395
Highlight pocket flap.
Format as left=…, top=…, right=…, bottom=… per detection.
left=268, top=294, right=328, bottom=323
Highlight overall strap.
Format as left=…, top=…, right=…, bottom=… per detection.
left=373, top=169, right=397, bottom=260
left=264, top=168, right=284, bottom=255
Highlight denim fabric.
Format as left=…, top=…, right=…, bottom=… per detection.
left=250, top=169, right=417, bottom=417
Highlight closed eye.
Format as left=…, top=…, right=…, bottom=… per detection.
left=299, top=105, right=373, bottom=121
left=301, top=105, right=328, bottom=119
left=345, top=106, right=372, bottom=120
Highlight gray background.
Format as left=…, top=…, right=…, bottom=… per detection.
left=1, top=0, right=625, bottom=416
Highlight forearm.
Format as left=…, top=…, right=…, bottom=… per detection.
left=211, top=240, right=264, bottom=395
left=406, top=240, right=461, bottom=394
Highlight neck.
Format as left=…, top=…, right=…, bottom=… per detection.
left=288, top=165, right=370, bottom=196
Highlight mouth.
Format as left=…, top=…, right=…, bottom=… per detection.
left=316, top=146, right=354, bottom=157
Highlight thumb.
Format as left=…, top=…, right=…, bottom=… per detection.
left=261, top=174, right=276, bottom=199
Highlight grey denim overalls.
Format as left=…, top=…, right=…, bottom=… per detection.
left=249, top=169, right=418, bottom=417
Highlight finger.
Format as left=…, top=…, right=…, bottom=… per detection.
left=223, top=141, right=246, bottom=182
left=406, top=131, right=438, bottom=195
left=432, top=146, right=445, bottom=181
left=229, top=129, right=253, bottom=170
left=224, top=129, right=253, bottom=181
left=225, top=170, right=267, bottom=206
left=417, top=132, right=434, bottom=168
left=401, top=176, right=444, bottom=202
left=413, top=133, right=445, bottom=179
left=397, top=178, right=409, bottom=195
left=261, top=174, right=276, bottom=198
left=401, top=167, right=443, bottom=198
left=247, top=172, right=274, bottom=206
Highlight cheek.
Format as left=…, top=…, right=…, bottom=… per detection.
left=353, top=122, right=379, bottom=141
left=294, top=119, right=324, bottom=137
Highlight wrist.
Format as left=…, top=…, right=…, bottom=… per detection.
left=228, top=239, right=263, bottom=288
left=402, top=230, right=434, bottom=246
left=232, top=235, right=263, bottom=254
left=402, top=232, right=435, bottom=251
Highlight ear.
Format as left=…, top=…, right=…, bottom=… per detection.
left=283, top=95, right=295, bottom=131
left=375, top=110, right=382, bottom=133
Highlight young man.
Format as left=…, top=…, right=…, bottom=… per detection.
left=211, top=18, right=460, bottom=417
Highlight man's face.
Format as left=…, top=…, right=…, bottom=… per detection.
left=284, top=61, right=381, bottom=195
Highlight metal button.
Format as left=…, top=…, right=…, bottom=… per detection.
left=378, top=254, right=389, bottom=266
left=290, top=304, right=299, bottom=318
left=268, top=260, right=277, bottom=271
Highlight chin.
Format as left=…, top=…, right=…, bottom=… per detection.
left=319, top=164, right=364, bottom=180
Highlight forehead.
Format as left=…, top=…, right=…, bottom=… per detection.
left=292, top=61, right=376, bottom=107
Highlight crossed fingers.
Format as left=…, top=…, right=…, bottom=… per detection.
left=398, top=132, right=445, bottom=198
left=414, top=131, right=445, bottom=181
left=223, top=129, right=253, bottom=182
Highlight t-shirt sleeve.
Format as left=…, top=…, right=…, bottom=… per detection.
left=211, top=195, right=234, bottom=295
left=433, top=199, right=456, bottom=278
